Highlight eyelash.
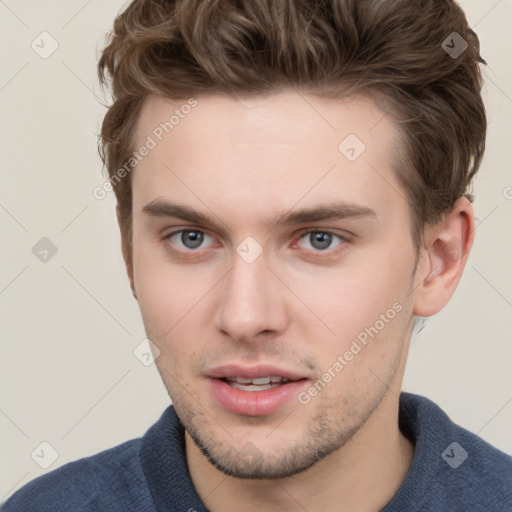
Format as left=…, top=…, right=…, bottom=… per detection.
left=163, top=228, right=350, bottom=260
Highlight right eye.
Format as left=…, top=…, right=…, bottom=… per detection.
left=165, top=229, right=217, bottom=251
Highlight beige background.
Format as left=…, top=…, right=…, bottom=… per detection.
left=1, top=0, right=511, bottom=501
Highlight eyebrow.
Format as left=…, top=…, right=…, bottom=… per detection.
left=141, top=199, right=377, bottom=231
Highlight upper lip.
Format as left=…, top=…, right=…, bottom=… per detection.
left=206, top=364, right=309, bottom=381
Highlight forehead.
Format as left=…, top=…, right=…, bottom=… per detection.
left=131, top=91, right=407, bottom=228
left=135, top=90, right=395, bottom=152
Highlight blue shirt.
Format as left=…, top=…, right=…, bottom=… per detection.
left=2, top=392, right=511, bottom=511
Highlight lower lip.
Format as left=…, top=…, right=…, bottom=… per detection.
left=208, top=378, right=308, bottom=416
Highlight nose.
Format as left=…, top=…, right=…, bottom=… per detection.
left=213, top=253, right=288, bottom=343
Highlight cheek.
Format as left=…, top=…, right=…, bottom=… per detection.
left=287, top=255, right=412, bottom=373
left=133, top=238, right=202, bottom=311
left=290, top=262, right=407, bottom=335
left=132, top=244, right=221, bottom=369
left=132, top=245, right=191, bottom=341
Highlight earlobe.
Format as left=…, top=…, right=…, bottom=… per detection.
left=413, top=197, right=474, bottom=317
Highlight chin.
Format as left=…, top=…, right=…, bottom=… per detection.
left=184, top=406, right=364, bottom=480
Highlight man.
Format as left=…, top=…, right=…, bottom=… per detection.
left=3, top=0, right=511, bottom=510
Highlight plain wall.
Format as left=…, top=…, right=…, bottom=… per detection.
left=1, top=0, right=511, bottom=501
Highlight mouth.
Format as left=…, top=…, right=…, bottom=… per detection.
left=206, top=365, right=310, bottom=416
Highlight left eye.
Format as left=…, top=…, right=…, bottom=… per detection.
left=297, top=231, right=345, bottom=251
left=167, top=229, right=214, bottom=250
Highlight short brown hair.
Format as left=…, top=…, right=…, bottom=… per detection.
left=97, top=0, right=486, bottom=260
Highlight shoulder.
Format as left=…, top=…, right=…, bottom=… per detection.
left=440, top=423, right=512, bottom=508
left=395, top=393, right=512, bottom=511
left=1, top=438, right=154, bottom=512
left=424, top=425, right=512, bottom=511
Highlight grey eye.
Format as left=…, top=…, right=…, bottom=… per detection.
left=309, top=232, right=332, bottom=250
left=166, top=229, right=216, bottom=252
left=180, top=230, right=204, bottom=249
left=297, top=231, right=344, bottom=251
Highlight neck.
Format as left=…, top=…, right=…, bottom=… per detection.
left=185, top=390, right=414, bottom=512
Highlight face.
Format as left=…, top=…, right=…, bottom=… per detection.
left=129, top=91, right=418, bottom=478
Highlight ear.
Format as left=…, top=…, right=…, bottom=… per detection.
left=413, top=197, right=474, bottom=317
left=116, top=205, right=137, bottom=300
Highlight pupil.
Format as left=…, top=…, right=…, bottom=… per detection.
left=311, top=232, right=331, bottom=250
left=182, top=230, right=203, bottom=249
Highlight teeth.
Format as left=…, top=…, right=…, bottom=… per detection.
left=224, top=375, right=292, bottom=389
left=233, top=377, right=251, bottom=384
left=251, top=377, right=271, bottom=385
left=230, top=383, right=275, bottom=391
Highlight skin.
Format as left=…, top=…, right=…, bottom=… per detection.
left=120, top=90, right=474, bottom=512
